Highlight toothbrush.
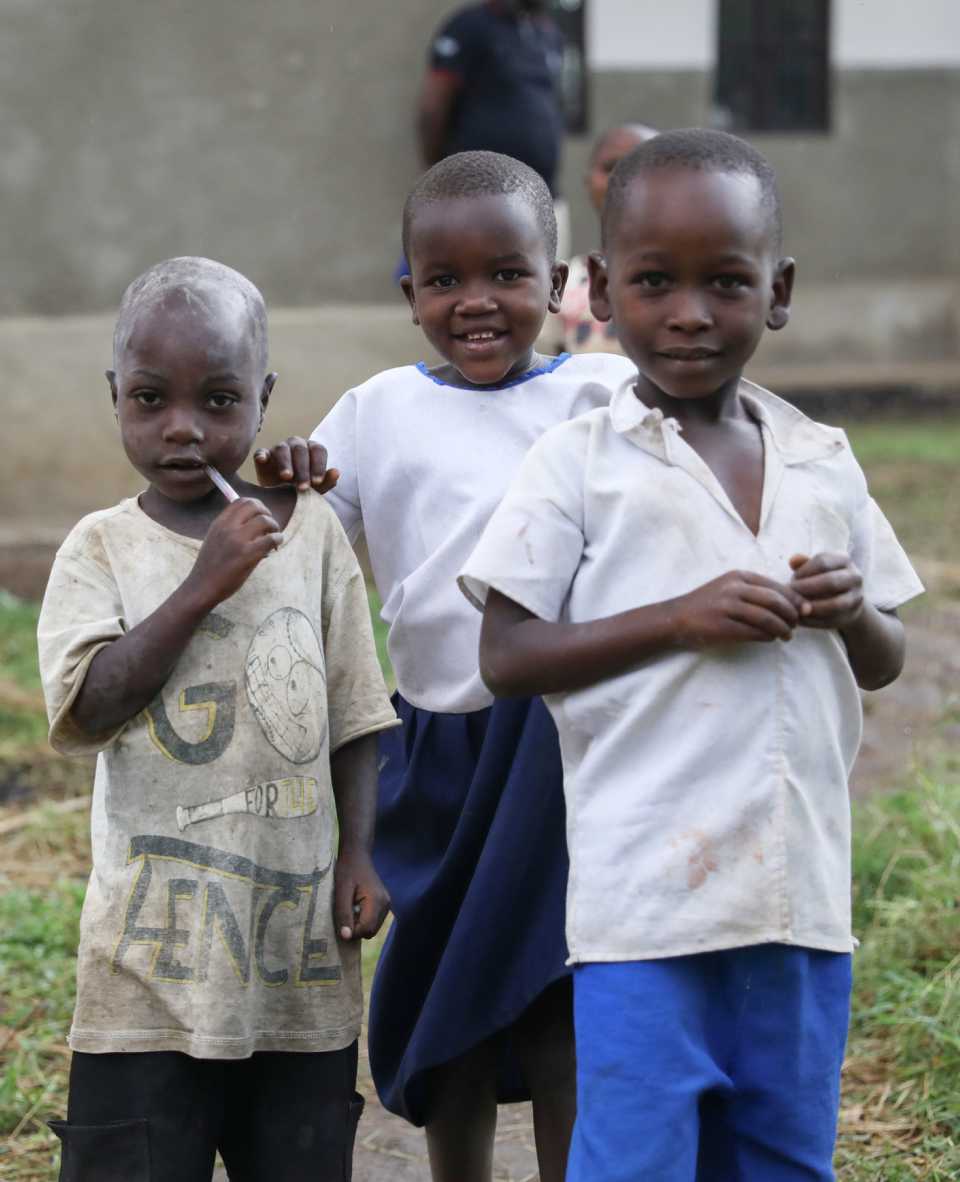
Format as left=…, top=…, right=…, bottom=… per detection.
left=204, top=465, right=239, bottom=503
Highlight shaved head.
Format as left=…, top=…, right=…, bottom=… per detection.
left=589, top=122, right=658, bottom=165
left=603, top=128, right=783, bottom=252
left=403, top=150, right=557, bottom=262
left=114, top=257, right=268, bottom=372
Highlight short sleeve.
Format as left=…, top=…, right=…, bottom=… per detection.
left=849, top=494, right=924, bottom=611
left=311, top=390, right=362, bottom=543
left=37, top=548, right=127, bottom=756
left=459, top=422, right=588, bottom=622
left=428, top=8, right=479, bottom=78
left=321, top=530, right=399, bottom=754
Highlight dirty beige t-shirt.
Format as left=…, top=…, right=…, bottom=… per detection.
left=38, top=492, right=399, bottom=1058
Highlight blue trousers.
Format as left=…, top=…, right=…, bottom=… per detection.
left=567, top=945, right=852, bottom=1182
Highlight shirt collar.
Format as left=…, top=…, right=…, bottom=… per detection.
left=609, top=374, right=846, bottom=466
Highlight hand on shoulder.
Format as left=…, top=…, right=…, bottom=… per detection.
left=255, top=437, right=340, bottom=494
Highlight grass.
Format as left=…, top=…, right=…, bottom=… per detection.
left=835, top=418, right=960, bottom=569
left=366, top=583, right=392, bottom=690
left=0, top=883, right=83, bottom=1181
left=0, top=594, right=47, bottom=758
left=837, top=772, right=960, bottom=1179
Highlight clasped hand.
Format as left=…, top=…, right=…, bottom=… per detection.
left=676, top=552, right=863, bottom=648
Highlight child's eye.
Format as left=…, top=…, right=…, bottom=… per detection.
left=494, top=268, right=526, bottom=282
left=634, top=271, right=670, bottom=289
left=714, top=275, right=749, bottom=291
left=207, top=392, right=238, bottom=409
left=429, top=275, right=457, bottom=289
left=133, top=390, right=161, bottom=407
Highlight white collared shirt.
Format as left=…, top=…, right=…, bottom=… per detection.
left=460, top=377, right=923, bottom=963
left=311, top=352, right=637, bottom=713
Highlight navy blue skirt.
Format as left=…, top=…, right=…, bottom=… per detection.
left=368, top=693, right=571, bottom=1126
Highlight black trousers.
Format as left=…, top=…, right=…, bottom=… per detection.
left=51, top=1044, right=363, bottom=1182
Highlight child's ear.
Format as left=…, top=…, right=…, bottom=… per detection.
left=106, top=370, right=118, bottom=416
left=587, top=252, right=612, bottom=323
left=399, top=276, right=419, bottom=325
left=259, top=373, right=277, bottom=427
left=548, top=261, right=569, bottom=314
left=766, top=257, right=795, bottom=332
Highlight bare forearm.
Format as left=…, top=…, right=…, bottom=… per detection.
left=481, top=599, right=682, bottom=697
left=417, top=73, right=456, bottom=168
left=840, top=604, right=904, bottom=690
left=71, top=577, right=214, bottom=735
left=331, top=733, right=379, bottom=854
left=480, top=575, right=805, bottom=698
left=418, top=108, right=447, bottom=167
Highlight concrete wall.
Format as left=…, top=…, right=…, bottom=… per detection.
left=0, top=0, right=957, bottom=316
left=0, top=0, right=451, bottom=316
left=563, top=68, right=960, bottom=285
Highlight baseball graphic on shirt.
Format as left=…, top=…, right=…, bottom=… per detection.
left=245, top=608, right=326, bottom=763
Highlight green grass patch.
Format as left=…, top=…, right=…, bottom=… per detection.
left=0, top=882, right=83, bottom=1180
left=366, top=584, right=393, bottom=688
left=0, top=593, right=42, bottom=693
left=838, top=771, right=960, bottom=1178
left=839, top=420, right=960, bottom=468
left=834, top=417, right=960, bottom=567
left=0, top=594, right=48, bottom=758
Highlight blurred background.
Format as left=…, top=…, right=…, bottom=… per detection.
left=1, top=2, right=958, bottom=1180
left=3, top=0, right=960, bottom=543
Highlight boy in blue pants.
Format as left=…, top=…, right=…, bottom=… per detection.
left=461, top=130, right=923, bottom=1180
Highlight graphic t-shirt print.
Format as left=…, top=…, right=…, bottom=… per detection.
left=124, top=604, right=340, bottom=997
left=37, top=495, right=398, bottom=1055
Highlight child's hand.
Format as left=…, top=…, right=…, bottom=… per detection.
left=789, top=553, right=864, bottom=629
left=254, top=437, right=340, bottom=495
left=187, top=497, right=284, bottom=608
left=334, top=849, right=391, bottom=941
left=676, top=570, right=805, bottom=647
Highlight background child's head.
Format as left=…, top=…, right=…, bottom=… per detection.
left=585, top=123, right=658, bottom=215
left=400, top=150, right=567, bottom=386
left=109, top=256, right=275, bottom=501
left=591, top=129, right=794, bottom=402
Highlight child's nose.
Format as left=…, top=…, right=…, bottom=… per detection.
left=162, top=410, right=203, bottom=444
left=666, top=290, right=713, bottom=333
left=455, top=284, right=497, bottom=315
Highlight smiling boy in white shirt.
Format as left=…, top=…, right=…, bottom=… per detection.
left=460, top=129, right=923, bottom=1182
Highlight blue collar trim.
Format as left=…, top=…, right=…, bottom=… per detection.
left=415, top=353, right=571, bottom=390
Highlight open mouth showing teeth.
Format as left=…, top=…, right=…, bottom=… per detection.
left=460, top=330, right=502, bottom=342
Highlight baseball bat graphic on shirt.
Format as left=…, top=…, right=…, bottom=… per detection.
left=176, top=776, right=320, bottom=831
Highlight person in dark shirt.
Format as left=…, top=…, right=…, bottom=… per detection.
left=418, top=1, right=566, bottom=196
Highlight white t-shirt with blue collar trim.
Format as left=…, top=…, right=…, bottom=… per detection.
left=311, top=351, right=637, bottom=713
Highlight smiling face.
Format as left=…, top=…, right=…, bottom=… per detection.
left=401, top=193, right=566, bottom=387
left=109, top=287, right=273, bottom=503
left=590, top=167, right=793, bottom=409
